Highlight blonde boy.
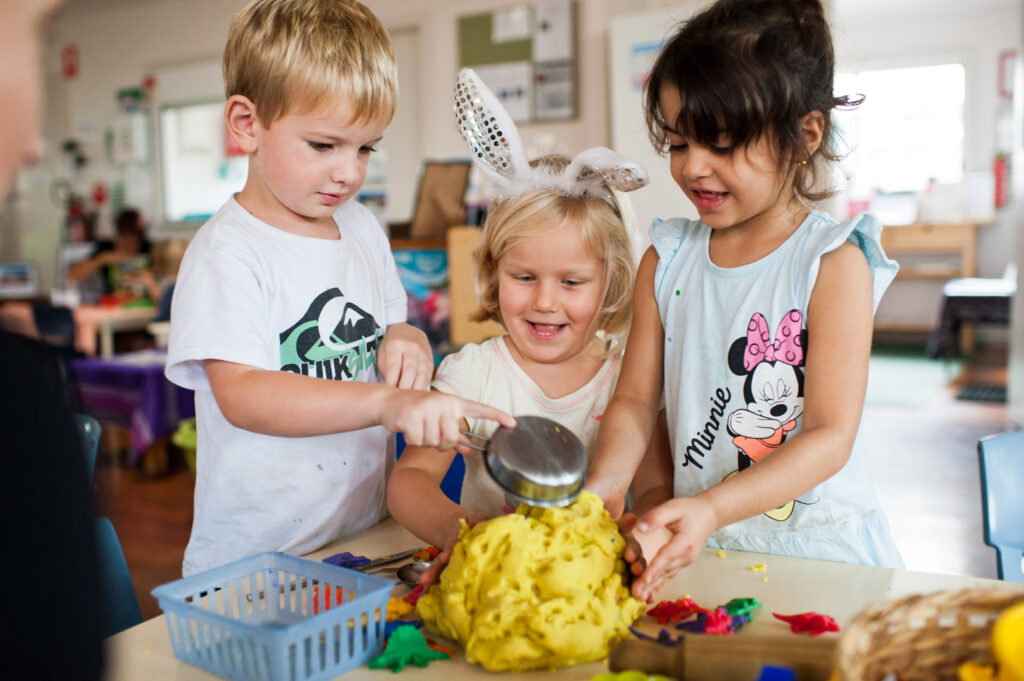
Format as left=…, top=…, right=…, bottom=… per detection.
left=167, top=0, right=512, bottom=576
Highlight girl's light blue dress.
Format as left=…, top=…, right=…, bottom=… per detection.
left=652, top=211, right=904, bottom=568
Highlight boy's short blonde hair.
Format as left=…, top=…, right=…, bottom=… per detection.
left=471, top=156, right=636, bottom=342
left=224, top=0, right=397, bottom=126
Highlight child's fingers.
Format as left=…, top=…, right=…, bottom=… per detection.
left=636, top=500, right=683, bottom=533
left=616, top=513, right=643, bottom=564
left=420, top=542, right=456, bottom=587
left=395, top=359, right=416, bottom=390
left=419, top=554, right=447, bottom=587
left=438, top=416, right=461, bottom=453
left=640, top=537, right=696, bottom=596
left=377, top=347, right=401, bottom=387
left=461, top=400, right=516, bottom=429
left=411, top=360, right=432, bottom=391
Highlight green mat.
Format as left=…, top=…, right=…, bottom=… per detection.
left=865, top=345, right=963, bottom=408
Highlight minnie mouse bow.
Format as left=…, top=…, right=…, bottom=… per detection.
left=453, top=68, right=649, bottom=199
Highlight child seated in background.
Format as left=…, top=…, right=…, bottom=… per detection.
left=66, top=207, right=151, bottom=303
left=387, top=69, right=650, bottom=556
left=165, top=1, right=512, bottom=577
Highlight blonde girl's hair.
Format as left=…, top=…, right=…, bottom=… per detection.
left=223, top=0, right=397, bottom=126
left=470, top=156, right=636, bottom=345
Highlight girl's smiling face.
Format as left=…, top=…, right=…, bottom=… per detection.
left=496, top=218, right=605, bottom=368
left=659, top=84, right=795, bottom=235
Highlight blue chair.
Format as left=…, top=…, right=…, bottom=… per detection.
left=74, top=414, right=101, bottom=486
left=95, top=516, right=142, bottom=636
left=978, top=431, right=1024, bottom=581
left=73, top=417, right=142, bottom=634
left=395, top=432, right=465, bottom=503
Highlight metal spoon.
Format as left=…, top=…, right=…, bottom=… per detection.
left=460, top=415, right=586, bottom=508
left=396, top=561, right=430, bottom=586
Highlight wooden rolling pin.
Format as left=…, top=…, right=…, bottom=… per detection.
left=608, top=635, right=838, bottom=681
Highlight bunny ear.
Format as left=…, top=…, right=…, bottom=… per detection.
left=560, top=147, right=650, bottom=196
left=454, top=69, right=530, bottom=188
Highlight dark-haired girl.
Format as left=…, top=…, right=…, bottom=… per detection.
left=587, top=0, right=903, bottom=601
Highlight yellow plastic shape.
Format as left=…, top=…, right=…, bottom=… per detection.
left=993, top=601, right=1024, bottom=681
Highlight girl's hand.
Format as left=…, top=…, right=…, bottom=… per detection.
left=382, top=390, right=515, bottom=452
left=378, top=323, right=433, bottom=390
left=586, top=476, right=628, bottom=520
left=616, top=513, right=647, bottom=582
left=630, top=496, right=717, bottom=602
left=418, top=514, right=488, bottom=588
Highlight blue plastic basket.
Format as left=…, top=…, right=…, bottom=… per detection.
left=151, top=552, right=393, bottom=681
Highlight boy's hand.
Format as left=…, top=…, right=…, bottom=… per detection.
left=629, top=496, right=717, bottom=602
left=383, top=390, right=515, bottom=452
left=378, top=323, right=433, bottom=390
left=418, top=514, right=487, bottom=588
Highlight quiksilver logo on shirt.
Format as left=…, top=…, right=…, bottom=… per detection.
left=279, top=288, right=382, bottom=381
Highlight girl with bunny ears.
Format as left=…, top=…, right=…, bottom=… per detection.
left=387, top=69, right=653, bottom=554
left=586, top=0, right=904, bottom=602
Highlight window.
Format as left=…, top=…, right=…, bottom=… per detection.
left=834, top=63, right=965, bottom=199
left=159, top=101, right=248, bottom=224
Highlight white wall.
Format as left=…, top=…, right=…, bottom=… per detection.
left=1008, top=4, right=1024, bottom=424
left=38, top=0, right=680, bottom=239
left=834, top=2, right=1021, bottom=279
left=9, top=0, right=1021, bottom=293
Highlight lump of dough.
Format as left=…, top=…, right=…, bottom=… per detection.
left=416, top=491, right=644, bottom=671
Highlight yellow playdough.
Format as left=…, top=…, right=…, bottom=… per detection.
left=416, top=491, right=644, bottom=671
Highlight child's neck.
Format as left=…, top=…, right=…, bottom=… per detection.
left=707, top=198, right=809, bottom=268
left=236, top=186, right=340, bottom=241
left=502, top=335, right=607, bottom=400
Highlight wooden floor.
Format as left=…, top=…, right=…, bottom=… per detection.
left=93, top=453, right=195, bottom=621
left=93, top=343, right=1015, bottom=623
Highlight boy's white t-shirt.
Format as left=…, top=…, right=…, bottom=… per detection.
left=432, top=336, right=622, bottom=517
left=166, top=197, right=408, bottom=576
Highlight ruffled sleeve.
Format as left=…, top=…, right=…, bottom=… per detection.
left=825, top=212, right=899, bottom=312
left=649, top=218, right=692, bottom=299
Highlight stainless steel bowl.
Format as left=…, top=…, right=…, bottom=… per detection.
left=483, top=415, right=587, bottom=508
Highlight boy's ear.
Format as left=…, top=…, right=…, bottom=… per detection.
left=225, top=95, right=260, bottom=154
left=799, top=110, right=825, bottom=157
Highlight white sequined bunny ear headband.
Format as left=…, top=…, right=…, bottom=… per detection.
left=453, top=68, right=649, bottom=202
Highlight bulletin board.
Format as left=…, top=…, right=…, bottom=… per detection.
left=457, top=0, right=577, bottom=123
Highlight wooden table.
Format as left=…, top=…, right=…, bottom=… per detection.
left=104, top=518, right=1022, bottom=681
left=73, top=304, right=158, bottom=358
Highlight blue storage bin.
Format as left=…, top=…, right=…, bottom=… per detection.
left=151, top=552, right=392, bottom=681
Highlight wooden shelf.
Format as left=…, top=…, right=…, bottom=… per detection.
left=880, top=222, right=982, bottom=277
left=893, top=266, right=963, bottom=280
left=878, top=221, right=988, bottom=351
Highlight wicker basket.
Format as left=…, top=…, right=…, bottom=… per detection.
left=837, top=587, right=1024, bottom=681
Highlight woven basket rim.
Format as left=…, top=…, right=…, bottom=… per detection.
left=837, top=586, right=1024, bottom=681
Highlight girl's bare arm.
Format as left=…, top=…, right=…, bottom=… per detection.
left=587, top=247, right=666, bottom=517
